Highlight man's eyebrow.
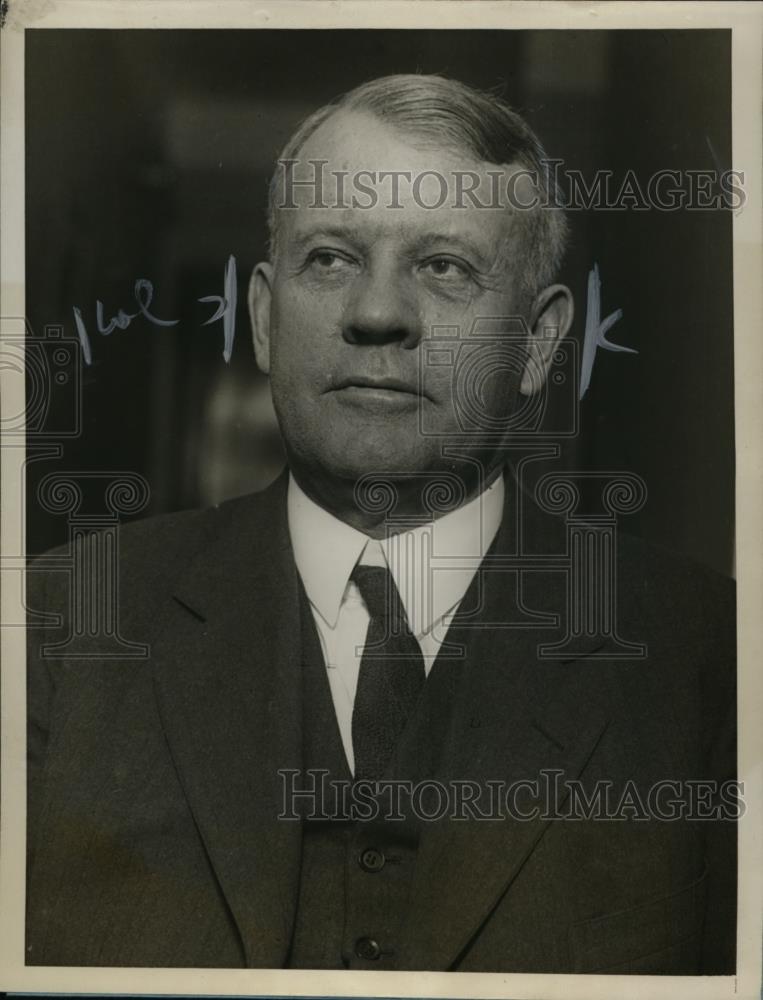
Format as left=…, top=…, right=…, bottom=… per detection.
left=412, top=232, right=494, bottom=268
left=287, top=224, right=366, bottom=252
left=285, top=224, right=496, bottom=268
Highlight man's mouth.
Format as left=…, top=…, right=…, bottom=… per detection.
left=332, top=375, right=422, bottom=395
left=327, top=375, right=429, bottom=410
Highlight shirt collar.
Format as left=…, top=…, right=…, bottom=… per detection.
left=288, top=471, right=505, bottom=635
left=288, top=475, right=369, bottom=628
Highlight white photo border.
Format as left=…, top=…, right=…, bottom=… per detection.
left=1, top=2, right=761, bottom=998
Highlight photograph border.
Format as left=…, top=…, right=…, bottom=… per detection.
left=1, top=2, right=761, bottom=997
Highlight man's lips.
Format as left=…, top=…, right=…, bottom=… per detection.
left=329, top=375, right=425, bottom=397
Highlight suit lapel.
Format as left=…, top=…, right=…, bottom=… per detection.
left=397, top=487, right=611, bottom=970
left=151, top=471, right=303, bottom=968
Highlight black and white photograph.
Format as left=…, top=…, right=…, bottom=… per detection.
left=1, top=2, right=761, bottom=998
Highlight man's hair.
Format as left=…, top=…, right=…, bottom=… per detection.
left=266, top=73, right=569, bottom=300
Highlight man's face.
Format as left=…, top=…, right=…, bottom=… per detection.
left=251, top=109, right=562, bottom=494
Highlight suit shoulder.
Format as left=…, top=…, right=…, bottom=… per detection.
left=616, top=530, right=735, bottom=618
left=27, top=475, right=288, bottom=617
left=616, top=531, right=736, bottom=695
left=33, top=477, right=282, bottom=568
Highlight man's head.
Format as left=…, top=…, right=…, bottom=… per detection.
left=249, top=74, right=574, bottom=522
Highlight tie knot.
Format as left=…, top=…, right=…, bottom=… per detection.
left=350, top=564, right=403, bottom=623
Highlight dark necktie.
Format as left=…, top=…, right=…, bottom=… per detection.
left=350, top=565, right=427, bottom=781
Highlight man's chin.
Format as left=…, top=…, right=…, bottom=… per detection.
left=325, top=448, right=435, bottom=483
left=286, top=435, right=496, bottom=524
left=295, top=437, right=449, bottom=484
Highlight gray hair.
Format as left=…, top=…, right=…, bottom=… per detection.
left=266, top=73, right=569, bottom=300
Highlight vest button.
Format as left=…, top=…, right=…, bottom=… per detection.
left=355, top=936, right=381, bottom=961
left=358, top=847, right=385, bottom=873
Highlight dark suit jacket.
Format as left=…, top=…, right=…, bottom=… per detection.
left=26, top=469, right=737, bottom=972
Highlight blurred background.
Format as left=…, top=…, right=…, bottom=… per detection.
left=25, top=29, right=734, bottom=574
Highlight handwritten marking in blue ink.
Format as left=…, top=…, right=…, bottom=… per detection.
left=579, top=263, right=635, bottom=400
left=72, top=255, right=237, bottom=365
left=198, top=254, right=237, bottom=363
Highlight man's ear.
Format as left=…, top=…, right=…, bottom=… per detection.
left=248, top=261, right=274, bottom=374
left=520, top=283, right=574, bottom=395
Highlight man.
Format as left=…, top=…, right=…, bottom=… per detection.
left=26, top=74, right=736, bottom=973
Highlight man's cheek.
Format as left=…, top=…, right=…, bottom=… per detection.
left=272, top=340, right=328, bottom=391
left=275, top=301, right=341, bottom=351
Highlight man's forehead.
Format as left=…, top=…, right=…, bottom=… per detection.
left=298, top=108, right=470, bottom=169
left=288, top=108, right=529, bottom=194
left=274, top=109, right=535, bottom=243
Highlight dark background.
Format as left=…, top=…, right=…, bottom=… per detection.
left=25, top=29, right=735, bottom=574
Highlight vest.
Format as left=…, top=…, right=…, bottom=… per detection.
left=286, top=585, right=465, bottom=969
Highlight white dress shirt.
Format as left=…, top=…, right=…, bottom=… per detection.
left=287, top=472, right=505, bottom=775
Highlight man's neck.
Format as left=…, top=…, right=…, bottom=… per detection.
left=287, top=463, right=505, bottom=538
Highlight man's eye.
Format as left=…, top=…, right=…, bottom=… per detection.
left=307, top=250, right=350, bottom=270
left=422, top=257, right=470, bottom=279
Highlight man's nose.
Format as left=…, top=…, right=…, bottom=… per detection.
left=341, top=262, right=422, bottom=348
